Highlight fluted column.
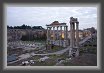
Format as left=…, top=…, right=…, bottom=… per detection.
left=64, top=26, right=66, bottom=40
left=76, top=22, right=79, bottom=57
left=59, top=26, right=60, bottom=46
left=53, top=27, right=55, bottom=44
left=70, top=23, right=73, bottom=48
left=49, top=27, right=52, bottom=44
left=71, top=23, right=75, bottom=48
left=69, top=23, right=73, bottom=56
left=66, top=26, right=68, bottom=46
left=57, top=26, right=59, bottom=40
left=64, top=26, right=65, bottom=40
left=60, top=26, right=62, bottom=46
left=76, top=22, right=79, bottom=48
left=73, top=24, right=75, bottom=47
left=64, top=26, right=68, bottom=46
left=63, top=26, right=66, bottom=47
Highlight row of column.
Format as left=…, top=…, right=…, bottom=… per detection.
left=47, top=26, right=68, bottom=46
left=69, top=22, right=79, bottom=57
left=70, top=22, right=79, bottom=48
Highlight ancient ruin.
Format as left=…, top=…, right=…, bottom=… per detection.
left=46, top=17, right=79, bottom=57
left=69, top=17, right=79, bottom=57
left=46, top=21, right=68, bottom=47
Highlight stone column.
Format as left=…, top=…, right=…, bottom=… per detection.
left=64, top=26, right=67, bottom=46
left=49, top=27, right=52, bottom=44
left=60, top=26, right=62, bottom=46
left=57, top=26, right=59, bottom=40
left=58, top=27, right=60, bottom=46
left=71, top=23, right=75, bottom=48
left=73, top=24, right=75, bottom=47
left=66, top=26, right=68, bottom=46
left=63, top=26, right=66, bottom=47
left=69, top=23, right=72, bottom=57
left=76, top=22, right=79, bottom=48
left=64, top=26, right=66, bottom=40
left=53, top=26, right=55, bottom=44
left=75, top=21, right=79, bottom=57
left=70, top=23, right=73, bottom=48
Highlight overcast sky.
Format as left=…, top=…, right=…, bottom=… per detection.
left=6, top=7, right=97, bottom=30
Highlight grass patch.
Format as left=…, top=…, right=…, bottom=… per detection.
left=80, top=36, right=97, bottom=55
left=45, top=45, right=65, bottom=53
left=80, top=46, right=97, bottom=54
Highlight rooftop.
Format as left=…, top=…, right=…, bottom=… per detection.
left=46, top=21, right=67, bottom=27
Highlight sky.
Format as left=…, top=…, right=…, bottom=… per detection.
left=6, top=7, right=97, bottom=30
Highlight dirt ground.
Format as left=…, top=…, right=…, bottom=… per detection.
left=69, top=53, right=97, bottom=66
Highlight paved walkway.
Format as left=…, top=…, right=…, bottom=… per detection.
left=18, top=47, right=69, bottom=59
left=79, top=35, right=92, bottom=45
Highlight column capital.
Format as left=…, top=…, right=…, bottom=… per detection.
left=70, top=22, right=75, bottom=25
left=53, top=26, right=55, bottom=28
left=66, top=26, right=68, bottom=28
left=57, top=26, right=59, bottom=30
left=47, top=27, right=49, bottom=30
left=49, top=27, right=52, bottom=29
left=76, top=21, right=79, bottom=24
left=60, top=26, right=62, bottom=28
